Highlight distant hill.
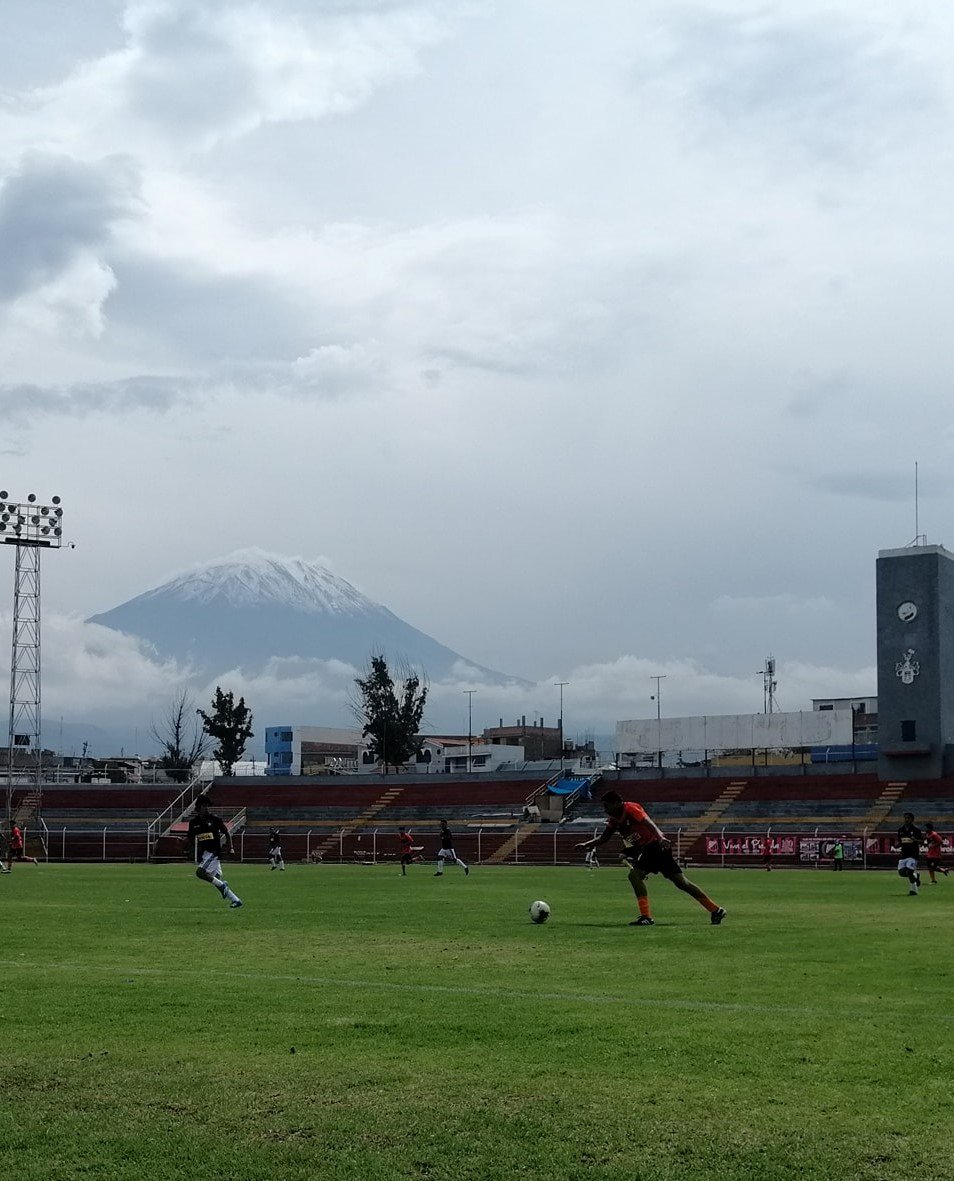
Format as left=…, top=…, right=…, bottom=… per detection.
left=88, top=549, right=524, bottom=685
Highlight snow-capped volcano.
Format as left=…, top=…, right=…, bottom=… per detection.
left=137, top=549, right=374, bottom=614
left=88, top=550, right=521, bottom=684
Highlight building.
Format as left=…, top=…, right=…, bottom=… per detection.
left=483, top=717, right=562, bottom=761
left=812, top=697, right=878, bottom=746
left=265, top=726, right=362, bottom=776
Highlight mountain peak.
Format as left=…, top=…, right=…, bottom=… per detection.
left=144, top=549, right=377, bottom=615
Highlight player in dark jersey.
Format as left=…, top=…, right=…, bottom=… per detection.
left=434, top=820, right=469, bottom=876
left=576, top=790, right=726, bottom=926
left=268, top=828, right=285, bottom=872
left=923, top=822, right=948, bottom=884
left=893, top=812, right=922, bottom=895
left=185, top=795, right=243, bottom=908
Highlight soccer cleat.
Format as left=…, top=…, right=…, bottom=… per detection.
left=433, top=872, right=442, bottom=877
left=229, top=899, right=243, bottom=908
left=711, top=907, right=727, bottom=925
left=464, top=866, right=470, bottom=876
left=629, top=916, right=655, bottom=926
left=909, top=889, right=918, bottom=896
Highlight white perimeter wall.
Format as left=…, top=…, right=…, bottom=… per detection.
left=616, top=711, right=854, bottom=753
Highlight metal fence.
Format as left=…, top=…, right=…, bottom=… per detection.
left=19, top=824, right=932, bottom=869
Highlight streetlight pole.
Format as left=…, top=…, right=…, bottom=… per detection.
left=2, top=490, right=65, bottom=847
left=650, top=675, right=666, bottom=771
left=556, top=682, right=569, bottom=773
left=463, top=689, right=476, bottom=773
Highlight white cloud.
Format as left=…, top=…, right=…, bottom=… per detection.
left=28, top=615, right=875, bottom=755
left=710, top=594, right=836, bottom=616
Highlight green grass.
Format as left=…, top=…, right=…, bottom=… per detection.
left=2, top=862, right=953, bottom=1180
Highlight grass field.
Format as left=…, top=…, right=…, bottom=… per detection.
left=2, top=862, right=953, bottom=1180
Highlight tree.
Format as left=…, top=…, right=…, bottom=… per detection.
left=152, top=692, right=209, bottom=783
left=354, top=655, right=428, bottom=774
left=197, top=687, right=254, bottom=778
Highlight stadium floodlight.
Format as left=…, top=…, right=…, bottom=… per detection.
left=4, top=491, right=66, bottom=851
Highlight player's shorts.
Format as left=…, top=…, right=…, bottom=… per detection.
left=269, top=846, right=282, bottom=858
left=625, top=840, right=682, bottom=880
left=400, top=853, right=413, bottom=865
left=198, top=851, right=222, bottom=878
left=897, top=856, right=918, bottom=874
left=926, top=858, right=942, bottom=871
left=438, top=847, right=457, bottom=860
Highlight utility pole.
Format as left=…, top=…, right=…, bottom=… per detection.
left=649, top=675, right=666, bottom=770
left=463, top=689, right=476, bottom=773
left=556, top=682, right=569, bottom=773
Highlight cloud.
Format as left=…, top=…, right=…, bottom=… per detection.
left=633, top=7, right=941, bottom=166
left=0, top=375, right=193, bottom=423
left=3, top=1, right=458, bottom=159
left=33, top=615, right=875, bottom=755
left=710, top=594, right=836, bottom=616
left=0, top=152, right=140, bottom=301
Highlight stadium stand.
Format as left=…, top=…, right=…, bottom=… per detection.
left=16, top=771, right=954, bottom=868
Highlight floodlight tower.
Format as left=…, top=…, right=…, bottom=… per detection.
left=2, top=489, right=65, bottom=837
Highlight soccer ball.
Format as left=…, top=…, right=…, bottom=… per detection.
left=529, top=900, right=551, bottom=924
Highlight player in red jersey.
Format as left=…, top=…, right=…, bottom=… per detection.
left=398, top=827, right=416, bottom=876
left=5, top=823, right=38, bottom=869
left=761, top=833, right=774, bottom=872
left=576, top=791, right=726, bottom=926
left=923, top=822, right=949, bottom=884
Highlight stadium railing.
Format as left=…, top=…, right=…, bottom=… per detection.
left=27, top=822, right=951, bottom=869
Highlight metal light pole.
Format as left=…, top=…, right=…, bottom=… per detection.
left=556, top=681, right=569, bottom=773
left=463, top=689, right=476, bottom=773
left=650, top=674, right=666, bottom=770
left=2, top=490, right=65, bottom=843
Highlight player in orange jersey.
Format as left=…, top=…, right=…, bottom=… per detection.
left=576, top=791, right=726, bottom=926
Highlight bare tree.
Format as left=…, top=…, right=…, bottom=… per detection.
left=152, top=691, right=209, bottom=783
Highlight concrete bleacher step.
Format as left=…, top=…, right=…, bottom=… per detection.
left=676, top=781, right=749, bottom=843
left=484, top=823, right=540, bottom=864
left=862, top=781, right=908, bottom=833
left=310, top=786, right=406, bottom=857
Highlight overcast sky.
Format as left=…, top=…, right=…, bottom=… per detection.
left=2, top=0, right=953, bottom=744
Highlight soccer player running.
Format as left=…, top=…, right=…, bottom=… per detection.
left=576, top=790, right=726, bottom=926
left=761, top=833, right=774, bottom=872
left=893, top=812, right=923, bottom=896
left=5, top=823, right=38, bottom=869
left=267, top=827, right=285, bottom=872
left=398, top=826, right=415, bottom=876
left=185, top=795, right=243, bottom=909
left=434, top=819, right=469, bottom=877
left=923, top=822, right=949, bottom=884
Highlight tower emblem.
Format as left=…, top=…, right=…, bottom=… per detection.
left=896, top=649, right=920, bottom=685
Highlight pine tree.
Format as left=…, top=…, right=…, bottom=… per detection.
left=354, top=656, right=427, bottom=773
left=198, top=687, right=254, bottom=777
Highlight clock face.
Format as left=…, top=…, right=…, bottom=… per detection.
left=897, top=601, right=918, bottom=623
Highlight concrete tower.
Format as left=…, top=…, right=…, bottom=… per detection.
left=876, top=545, right=954, bottom=780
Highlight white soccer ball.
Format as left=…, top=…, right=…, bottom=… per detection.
left=529, top=899, right=551, bottom=924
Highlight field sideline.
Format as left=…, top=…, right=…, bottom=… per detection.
left=2, top=863, right=953, bottom=1180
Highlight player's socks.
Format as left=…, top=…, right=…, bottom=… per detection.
left=697, top=894, right=720, bottom=913
left=637, top=896, right=652, bottom=920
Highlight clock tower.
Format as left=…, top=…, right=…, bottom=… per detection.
left=876, top=544, right=954, bottom=779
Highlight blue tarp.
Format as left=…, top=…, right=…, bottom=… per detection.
left=549, top=779, right=585, bottom=795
